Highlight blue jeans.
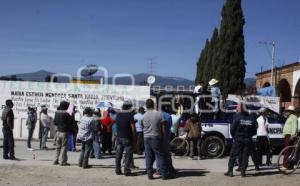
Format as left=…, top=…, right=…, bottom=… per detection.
left=144, top=137, right=167, bottom=178
left=115, top=138, right=134, bottom=174
left=67, top=133, right=76, bottom=151
left=27, top=128, right=35, bottom=148
left=92, top=135, right=102, bottom=159
left=79, top=139, right=93, bottom=167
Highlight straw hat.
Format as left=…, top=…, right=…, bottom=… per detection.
left=287, top=105, right=295, bottom=111
left=209, top=78, right=219, bottom=86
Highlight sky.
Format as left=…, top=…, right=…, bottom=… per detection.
left=0, top=0, right=299, bottom=80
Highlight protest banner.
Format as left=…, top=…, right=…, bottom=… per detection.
left=0, top=80, right=150, bottom=139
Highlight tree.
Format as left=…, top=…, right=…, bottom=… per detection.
left=204, top=28, right=219, bottom=83
left=195, top=39, right=210, bottom=84
left=217, top=0, right=246, bottom=96
left=195, top=0, right=246, bottom=97
left=195, top=28, right=219, bottom=85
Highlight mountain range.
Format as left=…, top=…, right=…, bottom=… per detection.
left=0, top=70, right=256, bottom=88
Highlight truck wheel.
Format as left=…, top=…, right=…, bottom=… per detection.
left=201, top=136, right=225, bottom=158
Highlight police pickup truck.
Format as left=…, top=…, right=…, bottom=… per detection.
left=150, top=88, right=285, bottom=159
left=200, top=108, right=285, bottom=158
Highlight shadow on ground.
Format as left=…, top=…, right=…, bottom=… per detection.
left=133, top=156, right=146, bottom=160
left=92, top=164, right=116, bottom=169
left=170, top=169, right=210, bottom=179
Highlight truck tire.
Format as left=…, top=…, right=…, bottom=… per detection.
left=201, top=136, right=225, bottom=158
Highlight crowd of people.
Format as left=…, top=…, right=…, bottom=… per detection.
left=224, top=104, right=299, bottom=177
left=1, top=94, right=300, bottom=179
left=53, top=99, right=183, bottom=179
left=1, top=98, right=190, bottom=180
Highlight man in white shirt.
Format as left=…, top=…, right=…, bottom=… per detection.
left=256, top=108, right=272, bottom=166
left=194, top=81, right=204, bottom=114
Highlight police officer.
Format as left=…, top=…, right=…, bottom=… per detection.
left=1, top=99, right=16, bottom=160
left=224, top=102, right=257, bottom=177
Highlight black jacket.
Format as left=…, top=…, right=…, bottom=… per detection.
left=230, top=112, right=257, bottom=140
left=1, top=107, right=14, bottom=129
left=54, top=111, right=74, bottom=133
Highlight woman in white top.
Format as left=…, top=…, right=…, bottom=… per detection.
left=256, top=109, right=272, bottom=166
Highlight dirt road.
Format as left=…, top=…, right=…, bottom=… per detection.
left=0, top=141, right=299, bottom=186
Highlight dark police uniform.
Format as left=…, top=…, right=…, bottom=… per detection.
left=226, top=111, right=257, bottom=177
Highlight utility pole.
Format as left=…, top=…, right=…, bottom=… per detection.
left=147, top=57, right=157, bottom=75
left=145, top=57, right=157, bottom=88
left=271, top=41, right=275, bottom=86
left=259, top=41, right=276, bottom=86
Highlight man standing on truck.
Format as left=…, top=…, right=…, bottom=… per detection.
left=224, top=103, right=257, bottom=177
left=194, top=81, right=204, bottom=114
left=208, top=78, right=221, bottom=119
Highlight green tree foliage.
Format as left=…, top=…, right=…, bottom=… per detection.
left=218, top=0, right=245, bottom=96
left=195, top=0, right=245, bottom=96
left=195, top=39, right=209, bottom=84
left=205, top=28, right=219, bottom=83
left=195, top=30, right=219, bottom=86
